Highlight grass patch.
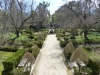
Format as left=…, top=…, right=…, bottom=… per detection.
left=75, top=32, right=100, bottom=44
left=0, top=51, right=14, bottom=75
left=85, top=50, right=100, bottom=61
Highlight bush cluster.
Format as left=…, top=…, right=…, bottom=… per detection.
left=87, top=59, right=100, bottom=74
left=2, top=50, right=25, bottom=75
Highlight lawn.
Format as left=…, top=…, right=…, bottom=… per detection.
left=0, top=51, right=14, bottom=75
left=75, top=32, right=100, bottom=44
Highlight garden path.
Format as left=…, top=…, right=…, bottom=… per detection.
left=31, top=34, right=70, bottom=75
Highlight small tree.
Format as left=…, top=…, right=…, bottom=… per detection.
left=64, top=42, right=74, bottom=59
left=0, top=0, right=35, bottom=38
left=70, top=46, right=88, bottom=74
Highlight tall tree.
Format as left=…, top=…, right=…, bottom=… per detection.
left=66, top=0, right=97, bottom=40
left=10, top=0, right=35, bottom=37
left=35, top=1, right=50, bottom=29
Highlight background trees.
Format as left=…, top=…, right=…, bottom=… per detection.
left=34, top=1, right=50, bottom=29
left=53, top=0, right=100, bottom=40
left=0, top=0, right=35, bottom=38
left=0, top=0, right=50, bottom=38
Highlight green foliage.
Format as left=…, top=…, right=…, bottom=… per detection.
left=75, top=31, right=100, bottom=44
left=64, top=36, right=69, bottom=41
left=23, top=41, right=34, bottom=48
left=27, top=44, right=40, bottom=58
left=0, top=51, right=14, bottom=75
left=34, top=40, right=43, bottom=48
left=64, top=42, right=74, bottom=59
left=83, top=48, right=100, bottom=74
left=60, top=40, right=67, bottom=47
left=28, top=30, right=35, bottom=39
left=28, top=34, right=34, bottom=39
left=87, top=59, right=100, bottom=75
left=87, top=59, right=99, bottom=70
left=2, top=50, right=25, bottom=72
left=14, top=35, right=28, bottom=43
left=83, top=46, right=92, bottom=51
left=2, top=70, right=13, bottom=75
left=0, top=46, right=17, bottom=52
left=32, top=45, right=40, bottom=58
left=34, top=33, right=46, bottom=48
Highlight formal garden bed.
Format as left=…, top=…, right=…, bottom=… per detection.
left=56, top=29, right=100, bottom=75
left=0, top=51, right=14, bottom=75
left=0, top=29, right=47, bottom=75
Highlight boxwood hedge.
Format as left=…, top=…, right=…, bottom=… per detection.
left=2, top=50, right=25, bottom=75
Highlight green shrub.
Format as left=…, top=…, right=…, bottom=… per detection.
left=2, top=70, right=13, bottom=75
left=83, top=46, right=92, bottom=51
left=23, top=41, right=33, bottom=48
left=64, top=36, right=69, bottom=41
left=0, top=46, right=17, bottom=52
left=60, top=40, right=67, bottom=47
left=28, top=34, right=34, bottom=39
left=70, top=36, right=75, bottom=39
left=34, top=40, right=43, bottom=48
left=32, top=45, right=40, bottom=58
left=27, top=44, right=40, bottom=58
left=87, top=59, right=99, bottom=70
left=2, top=50, right=25, bottom=72
left=36, top=33, right=44, bottom=41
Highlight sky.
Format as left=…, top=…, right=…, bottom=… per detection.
left=35, top=0, right=73, bottom=14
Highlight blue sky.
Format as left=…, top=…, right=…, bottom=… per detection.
left=35, top=0, right=73, bottom=14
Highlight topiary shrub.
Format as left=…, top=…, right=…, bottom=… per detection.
left=70, top=47, right=88, bottom=64
left=64, top=42, right=74, bottom=59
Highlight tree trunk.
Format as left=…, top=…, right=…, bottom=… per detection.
left=79, top=65, right=81, bottom=75
left=16, top=31, right=20, bottom=38
left=84, top=31, right=88, bottom=40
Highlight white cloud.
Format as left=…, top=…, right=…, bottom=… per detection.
left=55, top=0, right=66, bottom=6
left=49, top=0, right=66, bottom=14
left=50, top=8, right=58, bottom=15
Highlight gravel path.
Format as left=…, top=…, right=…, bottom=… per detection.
left=31, top=34, right=68, bottom=75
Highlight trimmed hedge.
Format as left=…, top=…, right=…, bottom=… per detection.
left=60, top=40, right=67, bottom=47
left=87, top=59, right=100, bottom=75
left=2, top=50, right=25, bottom=75
left=23, top=41, right=33, bottom=48
left=28, top=45, right=40, bottom=59
left=34, top=40, right=43, bottom=48
left=0, top=46, right=17, bottom=52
